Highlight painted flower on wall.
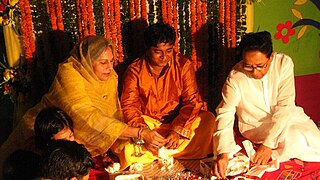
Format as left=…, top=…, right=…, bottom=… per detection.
left=274, top=20, right=296, bottom=44
left=291, top=0, right=320, bottom=40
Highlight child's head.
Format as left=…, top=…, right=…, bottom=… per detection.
left=39, top=140, right=95, bottom=180
left=34, top=107, right=74, bottom=149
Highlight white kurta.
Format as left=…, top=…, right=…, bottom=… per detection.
left=214, top=52, right=320, bottom=162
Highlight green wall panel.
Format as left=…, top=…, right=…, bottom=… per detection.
left=253, top=0, right=320, bottom=75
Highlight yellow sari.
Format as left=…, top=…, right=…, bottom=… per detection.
left=0, top=37, right=128, bottom=171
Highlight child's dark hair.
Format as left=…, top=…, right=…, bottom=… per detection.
left=34, top=107, right=74, bottom=149
left=239, top=31, right=273, bottom=58
left=144, top=23, right=176, bottom=48
left=39, top=140, right=95, bottom=180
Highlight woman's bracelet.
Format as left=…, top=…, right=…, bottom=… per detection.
left=131, top=126, right=149, bottom=145
left=138, top=126, right=149, bottom=140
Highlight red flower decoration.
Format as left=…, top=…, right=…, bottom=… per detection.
left=274, top=20, right=296, bottom=44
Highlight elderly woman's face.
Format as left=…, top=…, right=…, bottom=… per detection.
left=92, top=47, right=114, bottom=81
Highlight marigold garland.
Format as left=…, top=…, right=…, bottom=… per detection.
left=172, top=0, right=179, bottom=52
left=231, top=0, right=236, bottom=48
left=114, top=0, right=123, bottom=62
left=129, top=0, right=135, bottom=20
left=47, top=0, right=57, bottom=30
left=141, top=0, right=147, bottom=21
left=190, top=0, right=197, bottom=69
left=167, top=0, right=172, bottom=25
left=102, top=0, right=110, bottom=38
left=134, top=0, right=140, bottom=19
left=162, top=0, right=167, bottom=23
left=110, top=0, right=117, bottom=49
left=81, top=0, right=89, bottom=36
left=18, top=0, right=35, bottom=65
left=75, top=0, right=83, bottom=38
left=196, top=0, right=202, bottom=31
left=225, top=0, right=231, bottom=48
left=201, top=1, right=207, bottom=24
left=87, top=0, right=95, bottom=35
left=56, top=0, right=64, bottom=30
left=219, top=0, right=225, bottom=46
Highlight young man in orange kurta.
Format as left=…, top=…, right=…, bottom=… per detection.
left=119, top=23, right=215, bottom=168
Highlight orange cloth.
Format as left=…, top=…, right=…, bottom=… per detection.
left=119, top=52, right=215, bottom=170
left=121, top=52, right=203, bottom=139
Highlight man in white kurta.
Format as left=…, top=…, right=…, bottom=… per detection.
left=213, top=31, right=320, bottom=179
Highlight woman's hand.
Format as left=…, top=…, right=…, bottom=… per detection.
left=212, top=153, right=229, bottom=179
left=165, top=130, right=180, bottom=149
left=141, top=128, right=167, bottom=149
left=252, top=144, right=272, bottom=165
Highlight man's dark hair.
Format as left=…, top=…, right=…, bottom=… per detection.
left=39, top=140, right=95, bottom=180
left=239, top=31, right=273, bottom=58
left=144, top=23, right=176, bottom=48
left=34, top=107, right=74, bottom=149
left=2, top=149, right=40, bottom=180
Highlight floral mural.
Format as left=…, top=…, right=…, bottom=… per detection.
left=254, top=0, right=320, bottom=75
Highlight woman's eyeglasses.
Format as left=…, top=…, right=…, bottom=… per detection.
left=243, top=60, right=269, bottom=72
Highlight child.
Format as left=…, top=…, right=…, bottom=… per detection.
left=39, top=140, right=95, bottom=180
left=34, top=107, right=74, bottom=150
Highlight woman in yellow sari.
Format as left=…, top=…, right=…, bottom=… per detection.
left=0, top=36, right=164, bottom=177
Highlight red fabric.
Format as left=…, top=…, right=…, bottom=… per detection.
left=258, top=159, right=320, bottom=180
left=234, top=136, right=320, bottom=180
left=89, top=155, right=110, bottom=180
left=295, top=73, right=320, bottom=123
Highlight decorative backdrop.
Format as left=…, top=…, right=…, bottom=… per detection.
left=1, top=0, right=250, bottom=113
left=253, top=0, right=320, bottom=75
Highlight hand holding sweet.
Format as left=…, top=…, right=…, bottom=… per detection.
left=140, top=128, right=166, bottom=149
left=165, top=130, right=180, bottom=149
left=252, top=144, right=272, bottom=165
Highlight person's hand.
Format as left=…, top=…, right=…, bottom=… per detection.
left=144, top=142, right=159, bottom=155
left=165, top=131, right=180, bottom=149
left=141, top=128, right=167, bottom=149
left=212, top=153, right=228, bottom=179
left=252, top=144, right=272, bottom=165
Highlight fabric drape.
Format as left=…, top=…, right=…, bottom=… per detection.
left=3, top=0, right=22, bottom=67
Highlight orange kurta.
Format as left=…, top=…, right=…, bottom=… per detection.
left=121, top=52, right=203, bottom=138
left=119, top=52, right=215, bottom=169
